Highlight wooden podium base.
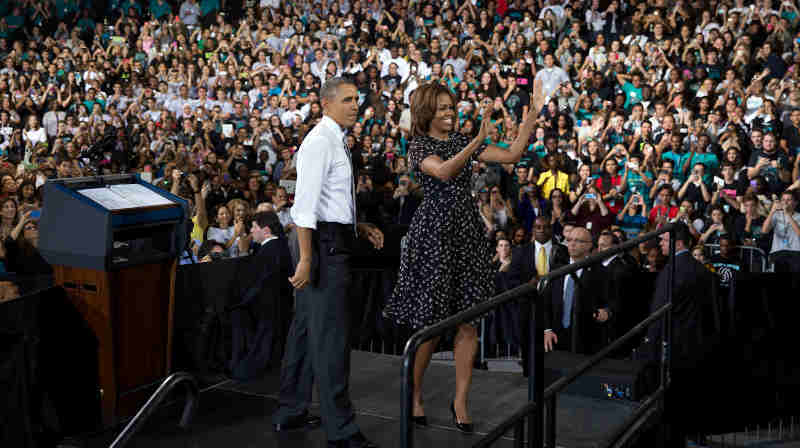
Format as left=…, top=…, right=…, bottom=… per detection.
left=54, top=260, right=177, bottom=426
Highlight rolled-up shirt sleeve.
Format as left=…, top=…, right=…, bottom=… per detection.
left=290, top=134, right=329, bottom=229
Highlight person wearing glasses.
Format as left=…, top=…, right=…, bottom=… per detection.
left=542, top=226, right=610, bottom=354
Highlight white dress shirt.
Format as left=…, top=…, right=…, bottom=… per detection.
left=261, top=235, right=278, bottom=245
left=534, top=240, right=552, bottom=271
left=290, top=115, right=355, bottom=229
left=535, top=66, right=570, bottom=99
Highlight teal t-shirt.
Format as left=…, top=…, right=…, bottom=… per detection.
left=119, top=0, right=142, bottom=15
left=200, top=0, right=220, bottom=16
left=623, top=168, right=653, bottom=206
left=661, top=151, right=685, bottom=182
left=53, top=0, right=80, bottom=19
left=622, top=81, right=643, bottom=109
left=683, top=152, right=719, bottom=184
left=619, top=213, right=648, bottom=239
left=77, top=17, right=95, bottom=33
left=150, top=0, right=172, bottom=20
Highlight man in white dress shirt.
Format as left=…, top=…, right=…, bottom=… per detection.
left=272, top=77, right=383, bottom=448
left=534, top=53, right=570, bottom=100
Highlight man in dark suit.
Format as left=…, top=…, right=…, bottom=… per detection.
left=644, top=223, right=717, bottom=365
left=229, top=211, right=294, bottom=381
left=597, top=231, right=642, bottom=354
left=643, top=223, right=718, bottom=447
left=507, top=215, right=569, bottom=375
left=542, top=227, right=610, bottom=354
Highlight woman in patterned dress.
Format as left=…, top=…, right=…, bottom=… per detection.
left=384, top=81, right=543, bottom=431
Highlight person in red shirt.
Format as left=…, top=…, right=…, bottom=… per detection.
left=649, top=185, right=679, bottom=227
left=595, top=158, right=623, bottom=215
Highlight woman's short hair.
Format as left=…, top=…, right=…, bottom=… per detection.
left=410, top=82, right=454, bottom=138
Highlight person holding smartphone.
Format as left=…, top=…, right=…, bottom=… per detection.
left=763, top=190, right=800, bottom=272
left=617, top=192, right=649, bottom=239
left=5, top=208, right=50, bottom=277
left=568, top=185, right=612, bottom=236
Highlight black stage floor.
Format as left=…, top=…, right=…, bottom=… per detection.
left=81, top=351, right=650, bottom=448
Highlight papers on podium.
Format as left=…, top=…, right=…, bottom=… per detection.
left=78, top=184, right=174, bottom=211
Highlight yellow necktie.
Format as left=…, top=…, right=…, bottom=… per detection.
left=536, top=246, right=548, bottom=276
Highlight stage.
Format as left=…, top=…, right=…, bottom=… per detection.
left=77, top=351, right=649, bottom=448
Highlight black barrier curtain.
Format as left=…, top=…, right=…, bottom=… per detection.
left=0, top=285, right=99, bottom=447
left=171, top=259, right=800, bottom=435
left=171, top=253, right=410, bottom=375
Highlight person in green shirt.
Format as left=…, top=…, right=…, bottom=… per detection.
left=660, top=132, right=690, bottom=183
left=618, top=72, right=644, bottom=110
left=680, top=135, right=719, bottom=185
left=119, top=0, right=142, bottom=16
left=53, top=0, right=80, bottom=20
left=618, top=152, right=654, bottom=206
left=150, top=0, right=172, bottom=21
left=76, top=10, right=96, bottom=34
left=200, top=0, right=220, bottom=25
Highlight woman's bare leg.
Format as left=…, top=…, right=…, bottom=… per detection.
left=453, top=323, right=478, bottom=422
left=413, top=336, right=441, bottom=416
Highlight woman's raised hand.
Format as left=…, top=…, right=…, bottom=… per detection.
left=478, top=116, right=498, bottom=141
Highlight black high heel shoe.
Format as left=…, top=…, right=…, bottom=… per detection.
left=412, top=415, right=428, bottom=427
left=450, top=401, right=474, bottom=434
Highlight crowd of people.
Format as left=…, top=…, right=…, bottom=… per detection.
left=0, top=0, right=798, bottom=308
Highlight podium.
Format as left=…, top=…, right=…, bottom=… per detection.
left=39, top=174, right=189, bottom=425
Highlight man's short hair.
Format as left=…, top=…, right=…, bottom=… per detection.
left=252, top=211, right=283, bottom=237
left=782, top=190, right=798, bottom=202
left=319, top=77, right=356, bottom=102
left=599, top=230, right=620, bottom=246
left=656, top=184, right=674, bottom=197
left=672, top=222, right=694, bottom=248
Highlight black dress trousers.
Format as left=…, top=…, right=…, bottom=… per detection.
left=272, top=222, right=360, bottom=442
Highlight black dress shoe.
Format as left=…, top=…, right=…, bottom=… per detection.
left=327, top=431, right=379, bottom=448
left=450, top=401, right=474, bottom=434
left=273, top=412, right=322, bottom=432
left=412, top=415, right=428, bottom=427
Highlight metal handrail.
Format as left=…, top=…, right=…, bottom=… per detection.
left=109, top=372, right=199, bottom=448
left=400, top=223, right=678, bottom=448
left=703, top=243, right=771, bottom=272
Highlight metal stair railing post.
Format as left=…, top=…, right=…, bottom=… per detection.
left=529, top=290, right=544, bottom=448
left=109, top=372, right=199, bottom=448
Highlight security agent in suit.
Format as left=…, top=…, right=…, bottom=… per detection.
left=597, top=231, right=641, bottom=352
left=272, top=78, right=384, bottom=448
left=507, top=215, right=569, bottom=376
left=542, top=227, right=611, bottom=354
left=228, top=211, right=293, bottom=380
left=642, top=223, right=718, bottom=447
